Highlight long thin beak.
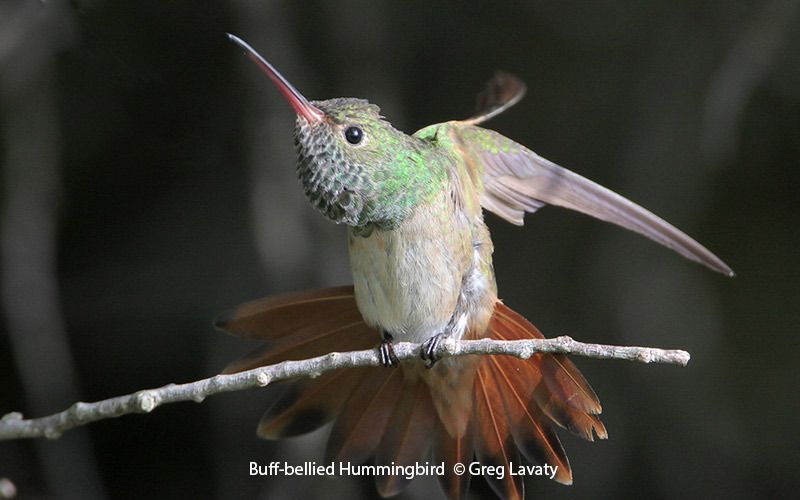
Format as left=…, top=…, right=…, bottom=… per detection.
left=228, top=33, right=325, bottom=124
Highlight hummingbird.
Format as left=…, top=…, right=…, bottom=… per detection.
left=218, top=34, right=733, bottom=499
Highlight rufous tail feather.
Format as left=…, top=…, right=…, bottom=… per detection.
left=217, top=287, right=607, bottom=499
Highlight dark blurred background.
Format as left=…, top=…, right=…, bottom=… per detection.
left=1, top=1, right=798, bottom=498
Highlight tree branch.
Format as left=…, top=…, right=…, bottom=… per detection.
left=0, top=336, right=689, bottom=441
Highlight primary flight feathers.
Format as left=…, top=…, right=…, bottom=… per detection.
left=449, top=72, right=732, bottom=276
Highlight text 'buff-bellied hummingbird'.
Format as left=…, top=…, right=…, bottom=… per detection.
left=217, top=34, right=733, bottom=500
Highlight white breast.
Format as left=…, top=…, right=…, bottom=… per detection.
left=348, top=195, right=472, bottom=344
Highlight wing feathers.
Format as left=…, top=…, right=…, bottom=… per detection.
left=447, top=124, right=733, bottom=276
left=461, top=71, right=527, bottom=126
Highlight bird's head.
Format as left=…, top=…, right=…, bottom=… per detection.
left=229, top=35, right=438, bottom=230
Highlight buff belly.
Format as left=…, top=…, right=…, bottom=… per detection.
left=347, top=203, right=472, bottom=344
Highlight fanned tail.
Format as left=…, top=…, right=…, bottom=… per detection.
left=217, top=288, right=606, bottom=499
left=325, top=368, right=404, bottom=465
left=217, top=286, right=378, bottom=438
left=474, top=362, right=526, bottom=498
left=433, top=417, right=473, bottom=500
left=492, top=305, right=608, bottom=442
left=471, top=302, right=607, bottom=496
left=375, top=377, right=437, bottom=496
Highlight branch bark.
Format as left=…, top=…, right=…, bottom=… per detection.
left=0, top=336, right=689, bottom=441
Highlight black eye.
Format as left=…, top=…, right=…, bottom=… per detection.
left=344, top=126, right=363, bottom=145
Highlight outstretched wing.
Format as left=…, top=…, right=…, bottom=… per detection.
left=424, top=72, right=733, bottom=276
left=423, top=120, right=733, bottom=276
left=458, top=124, right=733, bottom=275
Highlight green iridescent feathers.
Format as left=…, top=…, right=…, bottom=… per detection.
left=294, top=98, right=448, bottom=230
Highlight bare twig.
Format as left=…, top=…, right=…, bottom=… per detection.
left=0, top=336, right=689, bottom=441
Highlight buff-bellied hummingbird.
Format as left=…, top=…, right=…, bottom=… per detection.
left=217, top=34, right=733, bottom=499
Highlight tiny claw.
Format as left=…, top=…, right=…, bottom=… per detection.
left=379, top=331, right=399, bottom=368
left=420, top=333, right=444, bottom=369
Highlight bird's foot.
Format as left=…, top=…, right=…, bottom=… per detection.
left=420, top=333, right=445, bottom=369
left=379, top=331, right=399, bottom=368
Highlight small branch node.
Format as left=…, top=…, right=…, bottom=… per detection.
left=70, top=402, right=88, bottom=416
left=256, top=371, right=271, bottom=386
left=1, top=413, right=22, bottom=423
left=135, top=391, right=158, bottom=413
